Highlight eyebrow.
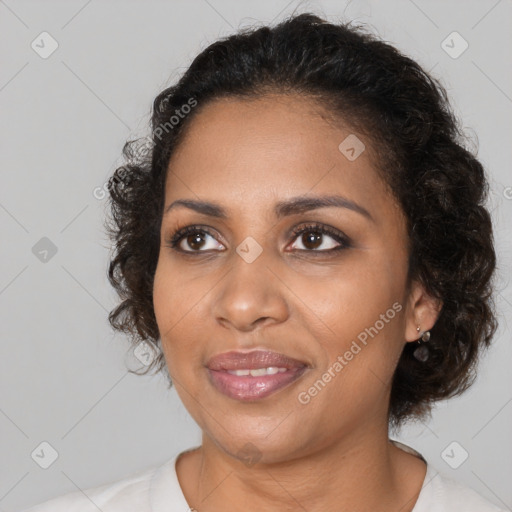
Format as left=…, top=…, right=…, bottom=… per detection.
left=164, top=195, right=374, bottom=222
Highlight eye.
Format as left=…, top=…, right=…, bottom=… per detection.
left=166, top=226, right=225, bottom=253
left=288, top=223, right=350, bottom=252
left=165, top=223, right=351, bottom=255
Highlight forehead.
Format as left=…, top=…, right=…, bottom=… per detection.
left=163, top=94, right=395, bottom=219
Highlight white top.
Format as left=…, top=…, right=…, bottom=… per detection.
left=21, top=442, right=506, bottom=512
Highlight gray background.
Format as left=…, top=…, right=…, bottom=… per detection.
left=1, top=0, right=511, bottom=510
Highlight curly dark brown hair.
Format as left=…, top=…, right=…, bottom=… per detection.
left=104, top=13, right=497, bottom=428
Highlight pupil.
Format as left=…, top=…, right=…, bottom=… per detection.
left=303, top=231, right=321, bottom=249
left=188, top=233, right=205, bottom=250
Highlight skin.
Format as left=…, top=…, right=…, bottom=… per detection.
left=152, top=93, right=441, bottom=512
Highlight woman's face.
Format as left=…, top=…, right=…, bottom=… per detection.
left=153, top=94, right=436, bottom=463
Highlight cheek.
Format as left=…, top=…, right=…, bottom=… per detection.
left=296, top=273, right=406, bottom=423
left=153, top=260, right=175, bottom=332
left=294, top=251, right=407, bottom=388
left=152, top=259, right=196, bottom=362
left=297, top=252, right=405, bottom=334
left=153, top=252, right=206, bottom=325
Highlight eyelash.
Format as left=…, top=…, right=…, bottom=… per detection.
left=165, top=223, right=351, bottom=255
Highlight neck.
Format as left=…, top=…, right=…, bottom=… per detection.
left=179, top=421, right=426, bottom=512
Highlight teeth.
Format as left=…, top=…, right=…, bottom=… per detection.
left=229, top=369, right=251, bottom=376
left=226, top=367, right=288, bottom=376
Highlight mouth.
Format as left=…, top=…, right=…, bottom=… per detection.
left=206, top=349, right=309, bottom=401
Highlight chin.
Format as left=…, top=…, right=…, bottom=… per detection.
left=205, top=423, right=311, bottom=466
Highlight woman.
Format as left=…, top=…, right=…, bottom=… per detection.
left=23, top=12, right=504, bottom=512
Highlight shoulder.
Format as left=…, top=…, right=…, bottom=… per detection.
left=20, top=461, right=162, bottom=512
left=389, top=440, right=506, bottom=512
left=414, top=464, right=507, bottom=512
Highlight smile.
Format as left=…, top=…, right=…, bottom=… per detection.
left=227, top=367, right=289, bottom=376
left=207, top=366, right=307, bottom=401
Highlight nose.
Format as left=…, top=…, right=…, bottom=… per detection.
left=211, top=248, right=289, bottom=332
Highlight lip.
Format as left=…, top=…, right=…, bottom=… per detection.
left=206, top=349, right=308, bottom=371
left=206, top=349, right=309, bottom=401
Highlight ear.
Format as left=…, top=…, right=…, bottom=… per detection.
left=403, top=279, right=443, bottom=342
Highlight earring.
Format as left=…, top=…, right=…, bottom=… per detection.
left=413, top=325, right=430, bottom=362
